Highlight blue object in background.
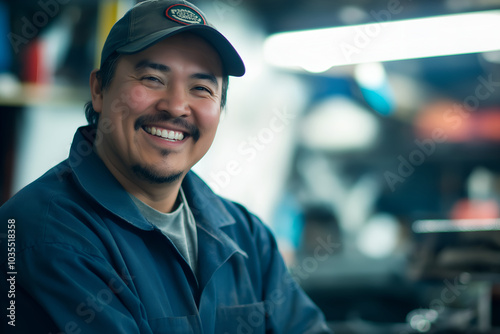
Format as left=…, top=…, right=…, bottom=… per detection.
left=271, top=192, right=305, bottom=250
left=360, top=82, right=395, bottom=116
left=0, top=2, right=12, bottom=72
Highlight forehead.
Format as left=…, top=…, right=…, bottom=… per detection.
left=122, top=32, right=224, bottom=75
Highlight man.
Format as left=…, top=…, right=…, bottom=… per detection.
left=1, top=0, right=331, bottom=333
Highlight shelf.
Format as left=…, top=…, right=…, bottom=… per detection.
left=0, top=83, right=90, bottom=108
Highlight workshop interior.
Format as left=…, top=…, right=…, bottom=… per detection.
left=1, top=0, right=500, bottom=333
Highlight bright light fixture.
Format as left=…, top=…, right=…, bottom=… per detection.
left=300, top=96, right=379, bottom=150
left=354, top=62, right=387, bottom=89
left=263, top=10, right=500, bottom=72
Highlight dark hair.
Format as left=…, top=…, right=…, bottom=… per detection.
left=85, top=52, right=230, bottom=128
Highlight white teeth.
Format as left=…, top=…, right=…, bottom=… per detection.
left=145, top=126, right=185, bottom=141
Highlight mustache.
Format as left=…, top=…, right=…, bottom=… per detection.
left=134, top=114, right=200, bottom=141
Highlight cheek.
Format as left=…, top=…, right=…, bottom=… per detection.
left=123, top=85, right=151, bottom=116
left=197, top=103, right=221, bottom=133
left=102, top=85, right=151, bottom=122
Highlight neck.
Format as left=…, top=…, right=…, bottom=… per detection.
left=95, top=143, right=184, bottom=213
left=126, top=180, right=182, bottom=213
left=132, top=188, right=181, bottom=213
left=113, top=166, right=183, bottom=213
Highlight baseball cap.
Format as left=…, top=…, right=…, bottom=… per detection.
left=100, top=0, right=245, bottom=77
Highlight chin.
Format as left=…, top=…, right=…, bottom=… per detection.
left=131, top=164, right=184, bottom=184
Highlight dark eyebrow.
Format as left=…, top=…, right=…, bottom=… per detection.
left=134, top=60, right=170, bottom=72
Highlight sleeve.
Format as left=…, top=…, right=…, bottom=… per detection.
left=1, top=242, right=153, bottom=334
left=249, top=211, right=333, bottom=334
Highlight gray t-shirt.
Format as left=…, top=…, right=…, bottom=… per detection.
left=129, top=187, right=198, bottom=277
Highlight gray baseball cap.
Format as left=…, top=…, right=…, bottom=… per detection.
left=100, top=0, right=245, bottom=76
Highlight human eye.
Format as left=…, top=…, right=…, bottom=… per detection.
left=192, top=85, right=214, bottom=95
left=141, top=75, right=164, bottom=86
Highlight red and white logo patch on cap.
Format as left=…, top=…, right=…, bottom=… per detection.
left=166, top=4, right=206, bottom=25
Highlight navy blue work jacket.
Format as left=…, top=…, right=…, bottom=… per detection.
left=1, top=126, right=331, bottom=334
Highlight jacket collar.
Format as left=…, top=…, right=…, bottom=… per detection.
left=70, top=126, right=248, bottom=287
left=69, top=126, right=237, bottom=232
left=180, top=171, right=235, bottom=229
left=69, top=126, right=153, bottom=230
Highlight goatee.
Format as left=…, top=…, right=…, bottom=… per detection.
left=132, top=164, right=183, bottom=184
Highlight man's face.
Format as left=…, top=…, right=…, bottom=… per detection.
left=92, top=33, right=223, bottom=186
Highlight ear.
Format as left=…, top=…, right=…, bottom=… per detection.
left=89, top=69, right=103, bottom=113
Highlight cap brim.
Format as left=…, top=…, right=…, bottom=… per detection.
left=116, top=25, right=245, bottom=77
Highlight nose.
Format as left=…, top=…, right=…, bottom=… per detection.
left=156, top=83, right=191, bottom=118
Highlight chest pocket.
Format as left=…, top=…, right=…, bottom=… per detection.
left=215, top=302, right=267, bottom=334
left=149, top=315, right=201, bottom=334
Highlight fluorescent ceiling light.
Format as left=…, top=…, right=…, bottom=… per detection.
left=263, top=10, right=500, bottom=72
left=413, top=219, right=500, bottom=233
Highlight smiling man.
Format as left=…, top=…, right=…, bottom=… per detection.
left=91, top=33, right=224, bottom=213
left=0, top=1, right=331, bottom=333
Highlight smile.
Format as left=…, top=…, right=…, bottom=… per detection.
left=144, top=126, right=186, bottom=141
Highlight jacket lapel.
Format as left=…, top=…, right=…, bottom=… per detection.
left=182, top=172, right=248, bottom=290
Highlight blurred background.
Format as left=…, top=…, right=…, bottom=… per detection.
left=1, top=0, right=500, bottom=332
